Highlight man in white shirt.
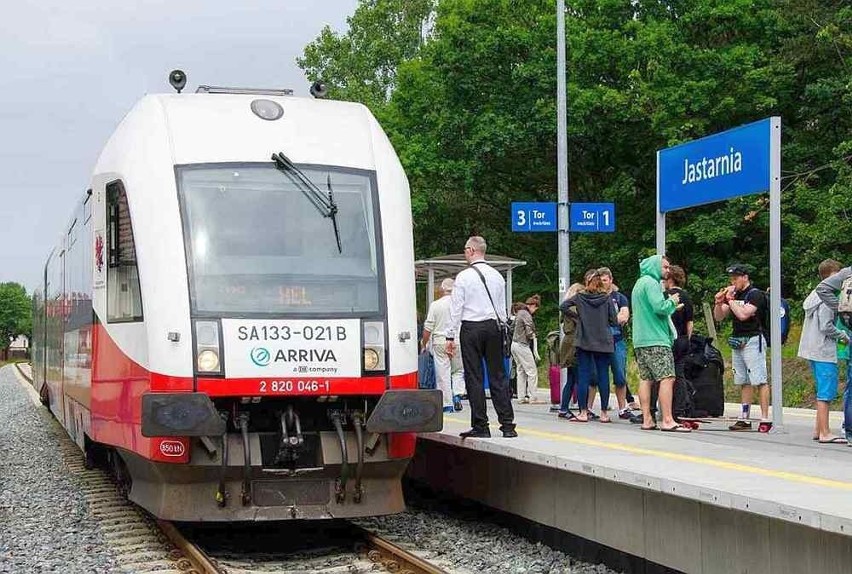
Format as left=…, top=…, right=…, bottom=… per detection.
left=421, top=278, right=465, bottom=413
left=446, top=236, right=517, bottom=438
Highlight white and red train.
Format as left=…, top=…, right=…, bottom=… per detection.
left=31, top=75, right=441, bottom=521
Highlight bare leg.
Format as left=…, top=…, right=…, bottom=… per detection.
left=817, top=401, right=830, bottom=439
left=658, top=377, right=676, bottom=429
left=758, top=384, right=770, bottom=420
left=615, top=385, right=627, bottom=411
left=588, top=386, right=597, bottom=411
left=639, top=380, right=654, bottom=428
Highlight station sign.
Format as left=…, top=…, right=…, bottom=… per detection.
left=658, top=118, right=772, bottom=213
left=569, top=203, right=615, bottom=233
left=511, top=202, right=557, bottom=232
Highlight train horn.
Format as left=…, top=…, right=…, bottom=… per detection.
left=309, top=81, right=328, bottom=99
left=169, top=69, right=187, bottom=93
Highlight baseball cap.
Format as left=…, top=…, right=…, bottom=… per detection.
left=725, top=264, right=751, bottom=276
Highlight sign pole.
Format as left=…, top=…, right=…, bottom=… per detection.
left=656, top=150, right=665, bottom=256
left=557, top=0, right=569, bottom=298
left=769, top=117, right=783, bottom=430
left=557, top=0, right=570, bottom=395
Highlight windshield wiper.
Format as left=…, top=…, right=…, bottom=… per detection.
left=271, top=152, right=342, bottom=253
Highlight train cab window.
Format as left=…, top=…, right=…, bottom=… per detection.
left=178, top=164, right=382, bottom=315
left=106, top=181, right=143, bottom=322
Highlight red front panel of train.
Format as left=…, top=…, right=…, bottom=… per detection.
left=91, top=323, right=418, bottom=462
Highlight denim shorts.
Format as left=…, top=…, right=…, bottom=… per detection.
left=731, top=335, right=767, bottom=386
left=810, top=360, right=839, bottom=401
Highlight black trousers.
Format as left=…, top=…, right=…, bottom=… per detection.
left=460, top=319, right=515, bottom=432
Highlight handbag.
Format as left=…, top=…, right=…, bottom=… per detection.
left=470, top=264, right=512, bottom=358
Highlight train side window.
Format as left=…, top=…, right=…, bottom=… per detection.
left=106, top=181, right=143, bottom=322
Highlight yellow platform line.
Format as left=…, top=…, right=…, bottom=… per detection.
left=441, top=416, right=852, bottom=490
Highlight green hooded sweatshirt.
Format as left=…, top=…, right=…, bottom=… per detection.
left=631, top=254, right=677, bottom=348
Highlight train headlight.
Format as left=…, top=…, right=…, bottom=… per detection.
left=364, top=348, right=380, bottom=370
left=250, top=99, right=284, bottom=121
left=194, top=320, right=222, bottom=375
left=197, top=349, right=220, bottom=372
left=362, top=321, right=386, bottom=372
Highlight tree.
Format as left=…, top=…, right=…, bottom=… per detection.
left=299, top=0, right=852, bottom=327
left=0, top=282, right=31, bottom=350
left=297, top=0, right=436, bottom=116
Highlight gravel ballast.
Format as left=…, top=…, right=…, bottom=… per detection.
left=0, top=365, right=121, bottom=573
left=357, top=496, right=620, bottom=574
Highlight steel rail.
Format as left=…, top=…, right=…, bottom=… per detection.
left=157, top=520, right=224, bottom=574
left=357, top=526, right=449, bottom=574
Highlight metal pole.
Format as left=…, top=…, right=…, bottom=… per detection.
left=557, top=0, right=570, bottom=397
left=769, top=116, right=783, bottom=430
left=656, top=150, right=665, bottom=256
left=427, top=268, right=435, bottom=308
left=506, top=268, right=513, bottom=316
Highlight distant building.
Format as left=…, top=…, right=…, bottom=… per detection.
left=3, top=335, right=29, bottom=361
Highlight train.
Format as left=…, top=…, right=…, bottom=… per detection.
left=30, top=72, right=441, bottom=521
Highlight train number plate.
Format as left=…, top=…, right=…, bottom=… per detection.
left=222, top=319, right=361, bottom=379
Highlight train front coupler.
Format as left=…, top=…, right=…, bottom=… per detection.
left=274, top=404, right=304, bottom=466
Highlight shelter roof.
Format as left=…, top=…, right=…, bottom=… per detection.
left=414, top=254, right=526, bottom=282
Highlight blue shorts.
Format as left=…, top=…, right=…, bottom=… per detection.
left=810, top=360, right=839, bottom=401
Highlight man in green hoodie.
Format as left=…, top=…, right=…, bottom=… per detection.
left=631, top=255, right=689, bottom=432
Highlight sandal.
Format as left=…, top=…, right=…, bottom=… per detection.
left=818, top=436, right=847, bottom=444
left=640, top=425, right=658, bottom=431
left=570, top=416, right=588, bottom=423
left=661, top=424, right=691, bottom=433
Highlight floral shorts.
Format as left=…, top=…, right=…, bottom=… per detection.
left=635, top=345, right=675, bottom=382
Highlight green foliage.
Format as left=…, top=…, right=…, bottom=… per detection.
left=0, top=282, right=31, bottom=349
left=300, top=0, right=852, bottom=335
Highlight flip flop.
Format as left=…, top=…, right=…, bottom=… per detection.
left=660, top=424, right=691, bottom=433
left=569, top=417, right=588, bottom=423
left=599, top=418, right=612, bottom=424
left=640, top=425, right=658, bottom=431
left=818, top=437, right=847, bottom=444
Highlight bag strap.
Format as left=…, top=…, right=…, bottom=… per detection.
left=469, top=263, right=504, bottom=324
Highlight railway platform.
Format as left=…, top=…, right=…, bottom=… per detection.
left=408, top=400, right=852, bottom=574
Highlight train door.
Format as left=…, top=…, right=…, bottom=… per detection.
left=45, top=248, right=66, bottom=423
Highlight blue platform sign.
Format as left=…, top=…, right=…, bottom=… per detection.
left=511, top=202, right=557, bottom=232
left=658, top=118, right=773, bottom=213
left=570, top=203, right=615, bottom=233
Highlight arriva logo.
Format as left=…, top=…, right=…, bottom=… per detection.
left=250, top=347, right=271, bottom=367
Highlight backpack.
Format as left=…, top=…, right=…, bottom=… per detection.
left=838, top=275, right=852, bottom=329
left=683, top=334, right=724, bottom=417
left=744, top=287, right=790, bottom=347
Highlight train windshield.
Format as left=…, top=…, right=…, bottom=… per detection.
left=177, top=164, right=381, bottom=315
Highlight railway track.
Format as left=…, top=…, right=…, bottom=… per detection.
left=166, top=520, right=450, bottom=574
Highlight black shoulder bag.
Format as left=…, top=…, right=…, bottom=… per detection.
left=469, top=264, right=512, bottom=357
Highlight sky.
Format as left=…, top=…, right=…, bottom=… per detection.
left=0, top=0, right=358, bottom=292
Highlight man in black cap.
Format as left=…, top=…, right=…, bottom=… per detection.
left=713, top=264, right=769, bottom=429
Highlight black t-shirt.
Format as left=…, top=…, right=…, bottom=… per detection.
left=731, top=286, right=766, bottom=337
left=665, top=287, right=694, bottom=339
